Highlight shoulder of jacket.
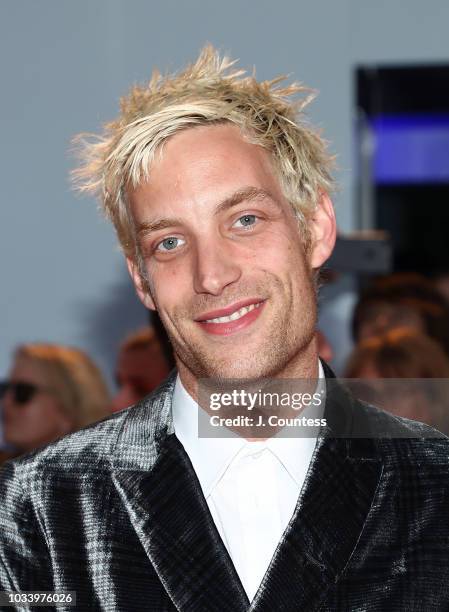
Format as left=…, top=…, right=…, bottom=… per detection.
left=355, top=400, right=449, bottom=466
left=1, top=409, right=127, bottom=483
left=1, top=374, right=177, bottom=486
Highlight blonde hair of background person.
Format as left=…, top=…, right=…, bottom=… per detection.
left=72, top=44, right=335, bottom=285
left=2, top=343, right=110, bottom=454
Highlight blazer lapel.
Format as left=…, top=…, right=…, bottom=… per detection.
left=111, top=374, right=249, bottom=612
left=250, top=373, right=384, bottom=612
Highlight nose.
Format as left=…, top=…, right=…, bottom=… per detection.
left=192, top=236, right=242, bottom=296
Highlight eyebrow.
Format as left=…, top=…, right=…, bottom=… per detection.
left=214, top=186, right=275, bottom=216
left=136, top=186, right=277, bottom=238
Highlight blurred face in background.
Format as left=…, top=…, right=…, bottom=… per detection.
left=111, top=343, right=169, bottom=412
left=1, top=355, right=72, bottom=452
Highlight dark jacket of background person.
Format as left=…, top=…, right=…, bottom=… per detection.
left=0, top=450, right=13, bottom=467
left=345, top=328, right=449, bottom=435
left=1, top=368, right=448, bottom=611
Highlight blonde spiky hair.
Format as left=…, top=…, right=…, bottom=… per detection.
left=72, top=44, right=334, bottom=259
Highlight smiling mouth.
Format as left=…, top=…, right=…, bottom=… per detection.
left=194, top=299, right=266, bottom=336
left=204, top=301, right=263, bottom=323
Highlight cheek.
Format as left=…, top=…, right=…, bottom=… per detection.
left=147, top=259, right=188, bottom=306
left=259, top=229, right=308, bottom=279
left=236, top=225, right=298, bottom=266
left=19, top=404, right=49, bottom=431
left=5, top=406, right=41, bottom=438
left=28, top=400, right=65, bottom=431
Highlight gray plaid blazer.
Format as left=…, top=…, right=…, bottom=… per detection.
left=1, top=366, right=449, bottom=611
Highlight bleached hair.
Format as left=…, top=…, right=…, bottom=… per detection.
left=72, top=44, right=335, bottom=260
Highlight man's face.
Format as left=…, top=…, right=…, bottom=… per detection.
left=127, top=124, right=334, bottom=388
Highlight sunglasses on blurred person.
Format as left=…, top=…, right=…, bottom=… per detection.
left=0, top=381, right=52, bottom=405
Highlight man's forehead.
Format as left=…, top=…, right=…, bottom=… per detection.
left=127, top=124, right=280, bottom=199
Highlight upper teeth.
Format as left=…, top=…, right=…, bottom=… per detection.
left=205, top=302, right=261, bottom=324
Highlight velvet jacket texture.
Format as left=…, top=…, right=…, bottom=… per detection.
left=1, top=365, right=449, bottom=611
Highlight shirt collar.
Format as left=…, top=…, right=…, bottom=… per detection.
left=172, top=361, right=325, bottom=497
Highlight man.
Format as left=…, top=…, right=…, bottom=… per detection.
left=111, top=327, right=170, bottom=412
left=1, top=46, right=449, bottom=611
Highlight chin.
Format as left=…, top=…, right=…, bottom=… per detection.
left=199, top=352, right=285, bottom=382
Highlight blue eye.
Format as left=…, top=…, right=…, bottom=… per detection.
left=235, top=214, right=257, bottom=228
left=157, top=237, right=184, bottom=251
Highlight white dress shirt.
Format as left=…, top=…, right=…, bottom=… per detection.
left=172, top=362, right=325, bottom=601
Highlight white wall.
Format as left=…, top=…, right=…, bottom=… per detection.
left=1, top=0, right=448, bottom=386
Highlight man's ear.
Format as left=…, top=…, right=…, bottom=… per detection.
left=308, top=192, right=337, bottom=269
left=126, top=257, right=156, bottom=311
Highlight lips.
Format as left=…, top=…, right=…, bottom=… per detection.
left=195, top=298, right=264, bottom=321
left=195, top=298, right=266, bottom=336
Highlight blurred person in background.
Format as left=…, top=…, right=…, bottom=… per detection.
left=433, top=271, right=449, bottom=306
left=0, top=343, right=110, bottom=463
left=316, top=329, right=334, bottom=363
left=345, top=328, right=449, bottom=434
left=352, top=273, right=449, bottom=358
left=111, top=327, right=171, bottom=412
